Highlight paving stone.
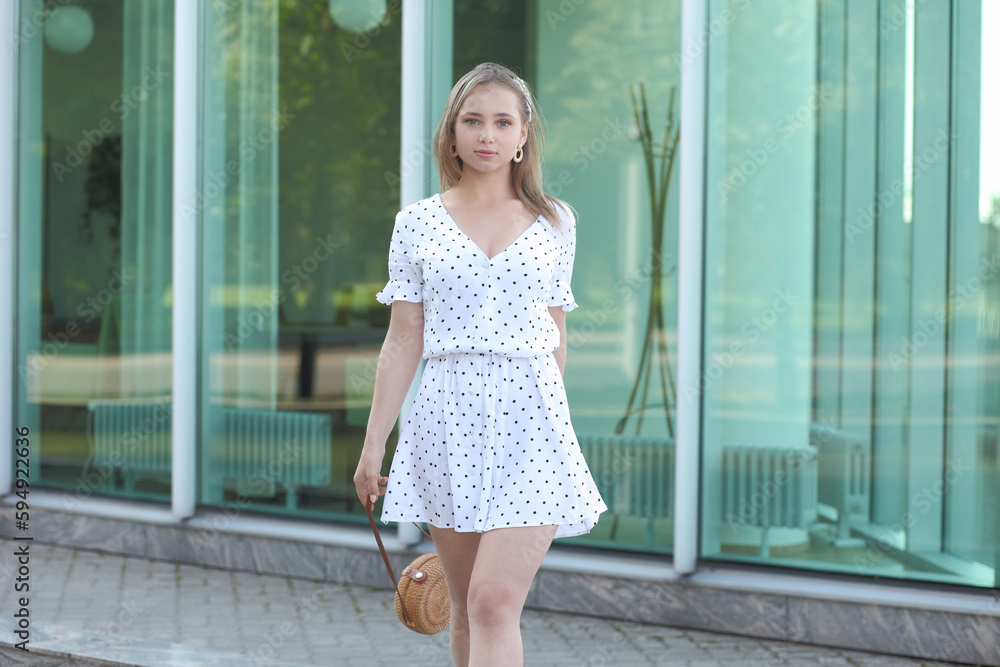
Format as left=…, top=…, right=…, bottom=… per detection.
left=0, top=537, right=977, bottom=667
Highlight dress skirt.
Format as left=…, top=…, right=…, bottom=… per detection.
left=380, top=350, right=607, bottom=539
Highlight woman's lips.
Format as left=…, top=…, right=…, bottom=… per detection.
left=474, top=150, right=497, bottom=158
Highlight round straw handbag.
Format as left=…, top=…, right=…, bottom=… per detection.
left=366, top=501, right=451, bottom=635
left=394, top=553, right=450, bottom=634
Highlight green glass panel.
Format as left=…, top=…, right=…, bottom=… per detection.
left=197, top=1, right=401, bottom=523
left=14, top=0, right=173, bottom=502
left=452, top=0, right=683, bottom=554
left=701, top=0, right=997, bottom=588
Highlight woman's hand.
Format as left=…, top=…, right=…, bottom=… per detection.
left=353, top=447, right=389, bottom=509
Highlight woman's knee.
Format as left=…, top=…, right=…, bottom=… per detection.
left=466, top=581, right=522, bottom=628
left=449, top=595, right=470, bottom=630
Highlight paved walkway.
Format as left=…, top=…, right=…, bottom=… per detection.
left=0, top=537, right=977, bottom=666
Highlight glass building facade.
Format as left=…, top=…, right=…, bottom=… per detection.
left=3, top=0, right=997, bottom=606
left=699, top=0, right=999, bottom=587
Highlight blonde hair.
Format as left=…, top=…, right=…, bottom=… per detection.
left=432, top=62, right=571, bottom=234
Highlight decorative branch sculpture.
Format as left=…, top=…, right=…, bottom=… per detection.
left=615, top=83, right=680, bottom=438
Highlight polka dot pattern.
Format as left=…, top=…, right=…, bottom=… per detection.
left=374, top=193, right=579, bottom=359
left=374, top=194, right=607, bottom=538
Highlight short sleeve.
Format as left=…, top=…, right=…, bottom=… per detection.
left=547, top=206, right=579, bottom=312
left=375, top=212, right=423, bottom=305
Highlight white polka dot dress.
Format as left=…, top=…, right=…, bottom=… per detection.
left=374, top=193, right=607, bottom=539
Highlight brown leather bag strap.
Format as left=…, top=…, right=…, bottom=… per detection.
left=412, top=522, right=433, bottom=542
left=365, top=501, right=435, bottom=625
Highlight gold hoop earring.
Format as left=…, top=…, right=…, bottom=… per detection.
left=449, top=143, right=458, bottom=157
left=513, top=145, right=523, bottom=163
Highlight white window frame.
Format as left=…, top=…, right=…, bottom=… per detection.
left=0, top=1, right=17, bottom=497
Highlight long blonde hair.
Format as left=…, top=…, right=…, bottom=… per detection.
left=432, top=62, right=571, bottom=234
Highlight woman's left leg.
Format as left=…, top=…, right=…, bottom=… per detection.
left=465, top=524, right=558, bottom=667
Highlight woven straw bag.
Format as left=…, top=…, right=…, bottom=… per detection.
left=366, top=501, right=451, bottom=635
left=394, top=553, right=450, bottom=634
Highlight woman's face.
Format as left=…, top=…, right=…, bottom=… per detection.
left=452, top=84, right=529, bottom=174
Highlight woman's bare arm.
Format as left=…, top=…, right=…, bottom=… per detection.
left=354, top=300, right=424, bottom=505
left=549, top=305, right=568, bottom=376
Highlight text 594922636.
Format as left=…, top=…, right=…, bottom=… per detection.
left=13, top=425, right=33, bottom=652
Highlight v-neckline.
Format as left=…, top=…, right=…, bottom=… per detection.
left=438, top=193, right=541, bottom=263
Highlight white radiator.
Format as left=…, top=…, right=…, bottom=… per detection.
left=87, top=401, right=332, bottom=507
left=809, top=423, right=870, bottom=539
left=577, top=435, right=674, bottom=548
left=220, top=408, right=332, bottom=508
left=721, top=442, right=819, bottom=556
left=86, top=399, right=172, bottom=492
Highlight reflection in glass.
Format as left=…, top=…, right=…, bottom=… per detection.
left=16, top=0, right=173, bottom=501
left=453, top=0, right=683, bottom=554
left=198, top=2, right=401, bottom=521
left=701, top=0, right=997, bottom=587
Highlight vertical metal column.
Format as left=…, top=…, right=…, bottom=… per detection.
left=396, top=0, right=428, bottom=547
left=675, top=0, right=708, bottom=576
left=172, top=0, right=198, bottom=520
left=905, top=0, right=951, bottom=554
left=0, top=1, right=16, bottom=496
left=396, top=0, right=452, bottom=547
left=401, top=1, right=427, bottom=212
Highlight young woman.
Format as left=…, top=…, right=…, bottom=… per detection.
left=354, top=62, right=607, bottom=667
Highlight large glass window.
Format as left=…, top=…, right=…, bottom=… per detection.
left=701, top=0, right=998, bottom=588
left=197, top=1, right=401, bottom=521
left=15, top=0, right=174, bottom=502
left=451, top=0, right=683, bottom=554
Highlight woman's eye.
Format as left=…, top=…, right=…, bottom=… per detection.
left=498, top=120, right=511, bottom=127
left=465, top=118, right=479, bottom=125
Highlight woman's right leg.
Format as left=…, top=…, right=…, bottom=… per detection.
left=428, top=525, right=481, bottom=667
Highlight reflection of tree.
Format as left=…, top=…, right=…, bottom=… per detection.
left=537, top=0, right=680, bottom=164
left=454, top=1, right=526, bottom=78
left=616, top=84, right=679, bottom=438
left=275, top=2, right=401, bottom=322
left=530, top=1, right=682, bottom=439
left=81, top=134, right=122, bottom=258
